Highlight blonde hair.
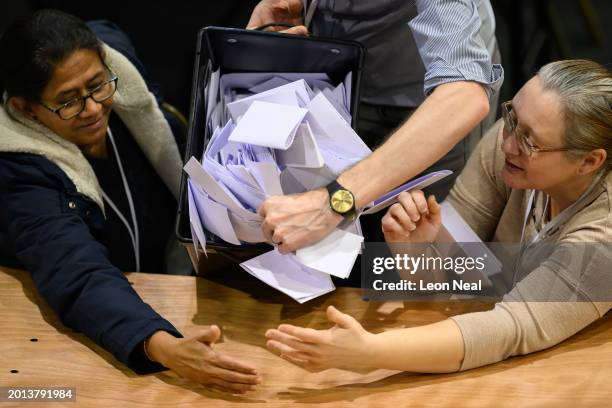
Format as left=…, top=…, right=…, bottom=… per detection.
left=538, top=60, right=612, bottom=171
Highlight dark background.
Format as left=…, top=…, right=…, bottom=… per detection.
left=1, top=0, right=611, bottom=116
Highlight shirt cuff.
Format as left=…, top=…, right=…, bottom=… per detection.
left=423, top=62, right=504, bottom=98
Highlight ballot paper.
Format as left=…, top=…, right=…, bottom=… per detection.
left=276, top=122, right=325, bottom=168
left=361, top=170, right=453, bottom=215
left=240, top=249, right=335, bottom=303
left=189, top=181, right=241, bottom=246
left=227, top=90, right=302, bottom=122
left=187, top=181, right=207, bottom=258
left=229, top=101, right=308, bottom=149
left=294, top=229, right=364, bottom=279
left=187, top=73, right=451, bottom=303
left=248, top=76, right=291, bottom=94
left=306, top=92, right=370, bottom=158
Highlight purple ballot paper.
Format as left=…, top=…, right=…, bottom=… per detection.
left=360, top=170, right=453, bottom=216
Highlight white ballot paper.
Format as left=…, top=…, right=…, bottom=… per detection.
left=187, top=181, right=207, bottom=258
left=229, top=101, right=308, bottom=149
left=240, top=249, right=335, bottom=303
left=188, top=74, right=451, bottom=303
left=294, top=229, right=364, bottom=279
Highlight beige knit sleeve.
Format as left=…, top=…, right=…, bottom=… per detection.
left=446, top=120, right=509, bottom=241
left=450, top=239, right=612, bottom=371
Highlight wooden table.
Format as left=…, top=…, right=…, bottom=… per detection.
left=1, top=265, right=611, bottom=407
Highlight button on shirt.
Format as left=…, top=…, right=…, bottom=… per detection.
left=306, top=0, right=504, bottom=107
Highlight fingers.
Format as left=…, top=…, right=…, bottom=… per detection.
left=211, top=352, right=259, bottom=375
left=280, top=353, right=324, bottom=373
left=280, top=25, right=308, bottom=36
left=276, top=227, right=323, bottom=254
left=208, top=364, right=261, bottom=385
left=381, top=209, right=408, bottom=237
left=397, top=191, right=421, bottom=222
left=428, top=194, right=441, bottom=216
left=386, top=203, right=416, bottom=233
left=409, top=190, right=429, bottom=215
left=266, top=339, right=313, bottom=361
left=266, top=338, right=325, bottom=372
left=265, top=329, right=320, bottom=354
left=326, top=305, right=358, bottom=329
left=277, top=324, right=324, bottom=343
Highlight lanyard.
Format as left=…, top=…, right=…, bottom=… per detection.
left=100, top=127, right=141, bottom=272
left=519, top=172, right=604, bottom=249
left=304, top=0, right=321, bottom=30
left=513, top=173, right=604, bottom=285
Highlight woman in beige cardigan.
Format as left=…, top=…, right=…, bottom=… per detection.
left=265, top=59, right=612, bottom=372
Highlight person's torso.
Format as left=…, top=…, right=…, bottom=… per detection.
left=86, top=113, right=176, bottom=273
left=309, top=0, right=497, bottom=107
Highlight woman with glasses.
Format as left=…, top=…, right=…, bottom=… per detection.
left=265, top=59, right=612, bottom=373
left=0, top=10, right=260, bottom=392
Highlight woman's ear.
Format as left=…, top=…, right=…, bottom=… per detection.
left=9, top=97, right=38, bottom=121
left=578, top=149, right=607, bottom=175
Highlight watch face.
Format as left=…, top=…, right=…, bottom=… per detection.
left=331, top=189, right=355, bottom=214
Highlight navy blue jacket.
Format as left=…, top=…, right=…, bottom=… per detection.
left=0, top=152, right=181, bottom=374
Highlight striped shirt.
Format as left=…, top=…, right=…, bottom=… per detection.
left=306, top=0, right=504, bottom=107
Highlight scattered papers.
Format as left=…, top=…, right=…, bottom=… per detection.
left=187, top=71, right=450, bottom=303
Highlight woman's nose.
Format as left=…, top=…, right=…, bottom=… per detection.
left=502, top=128, right=521, bottom=156
left=80, top=96, right=102, bottom=117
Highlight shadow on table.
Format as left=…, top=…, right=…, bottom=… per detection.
left=192, top=266, right=495, bottom=348
left=277, top=314, right=612, bottom=404
left=273, top=315, right=612, bottom=404
left=154, top=373, right=268, bottom=403
left=3, top=267, right=139, bottom=379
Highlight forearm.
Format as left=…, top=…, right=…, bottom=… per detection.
left=366, top=319, right=464, bottom=373
left=338, top=81, right=489, bottom=207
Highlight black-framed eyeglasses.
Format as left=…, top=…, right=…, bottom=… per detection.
left=501, top=101, right=570, bottom=157
left=40, top=74, right=118, bottom=120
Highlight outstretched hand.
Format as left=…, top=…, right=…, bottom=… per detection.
left=265, top=306, right=376, bottom=371
left=147, top=326, right=261, bottom=393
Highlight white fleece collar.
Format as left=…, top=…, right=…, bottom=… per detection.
left=0, top=44, right=182, bottom=213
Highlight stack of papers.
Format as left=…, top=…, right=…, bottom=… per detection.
left=185, top=71, right=452, bottom=302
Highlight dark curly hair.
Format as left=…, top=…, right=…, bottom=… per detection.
left=0, top=9, right=104, bottom=103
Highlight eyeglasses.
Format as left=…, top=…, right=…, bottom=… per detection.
left=40, top=74, right=118, bottom=120
left=501, top=101, right=570, bottom=156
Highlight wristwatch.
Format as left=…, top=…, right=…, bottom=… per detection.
left=325, top=180, right=357, bottom=220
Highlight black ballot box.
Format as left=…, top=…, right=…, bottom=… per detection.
left=175, top=26, right=364, bottom=267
